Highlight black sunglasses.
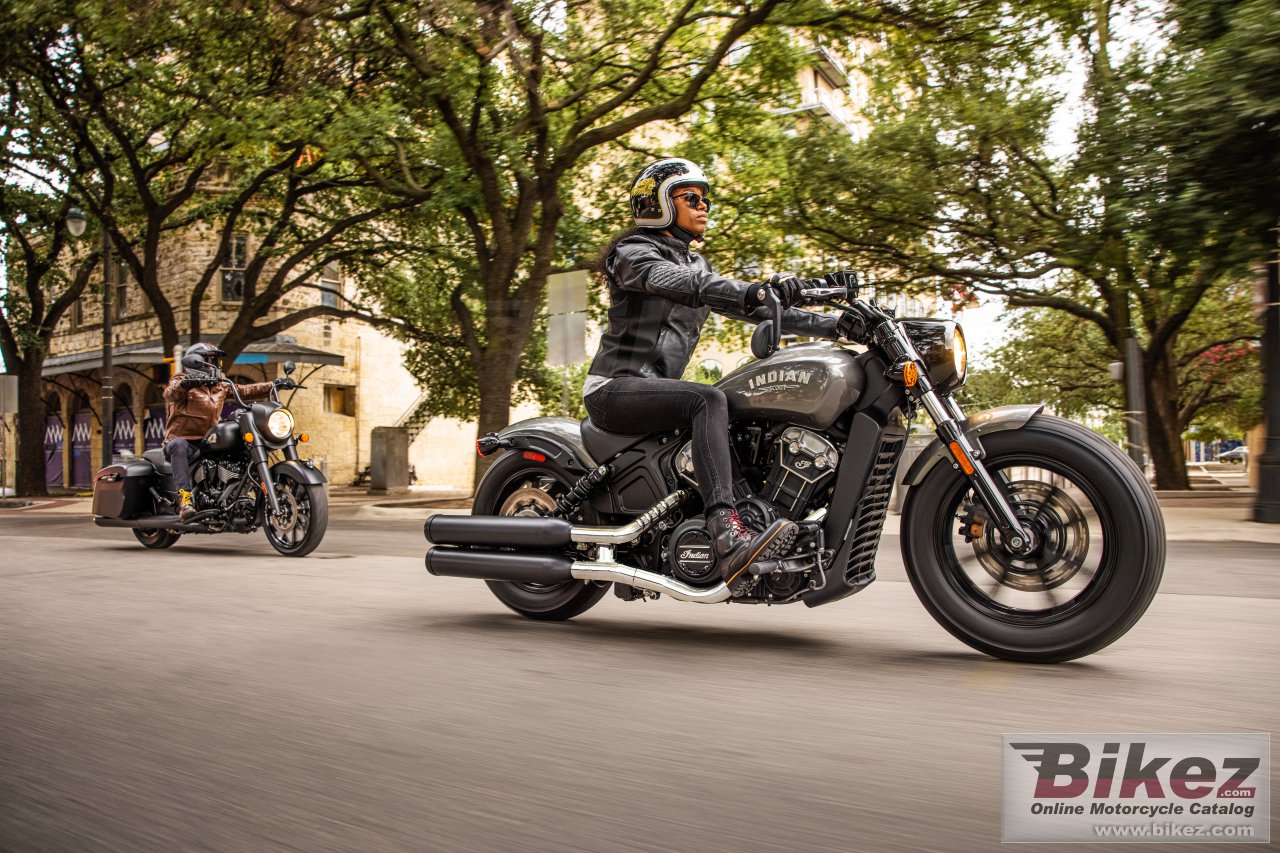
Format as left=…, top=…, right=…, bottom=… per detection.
left=674, top=191, right=711, bottom=212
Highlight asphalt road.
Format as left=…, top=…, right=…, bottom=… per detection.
left=1, top=506, right=1276, bottom=852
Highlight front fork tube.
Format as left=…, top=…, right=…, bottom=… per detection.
left=915, top=385, right=1036, bottom=553
left=251, top=446, right=283, bottom=517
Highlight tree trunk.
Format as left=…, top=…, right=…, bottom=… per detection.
left=1145, top=352, right=1189, bottom=490
left=14, top=355, right=50, bottom=498
left=471, top=348, right=521, bottom=491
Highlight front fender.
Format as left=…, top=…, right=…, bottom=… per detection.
left=899, top=404, right=1045, bottom=487
left=271, top=458, right=329, bottom=486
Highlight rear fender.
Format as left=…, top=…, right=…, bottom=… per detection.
left=490, top=417, right=596, bottom=478
left=900, top=404, right=1045, bottom=487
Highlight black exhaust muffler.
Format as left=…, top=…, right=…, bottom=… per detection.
left=425, top=546, right=575, bottom=583
left=425, top=515, right=573, bottom=549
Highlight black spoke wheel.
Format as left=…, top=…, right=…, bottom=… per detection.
left=902, top=414, right=1164, bottom=663
left=263, top=477, right=329, bottom=557
left=133, top=528, right=181, bottom=549
left=475, top=455, right=607, bottom=621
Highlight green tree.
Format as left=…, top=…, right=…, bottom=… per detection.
left=788, top=0, right=1271, bottom=488
left=11, top=0, right=418, bottom=362
left=958, top=283, right=1260, bottom=450
left=302, top=0, right=920, bottom=486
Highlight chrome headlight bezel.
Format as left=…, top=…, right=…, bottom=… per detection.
left=901, top=318, right=968, bottom=393
left=266, top=408, right=295, bottom=441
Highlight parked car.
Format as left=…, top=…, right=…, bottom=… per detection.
left=1219, top=447, right=1248, bottom=464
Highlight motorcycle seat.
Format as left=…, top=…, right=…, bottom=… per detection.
left=143, top=448, right=171, bottom=474
left=580, top=418, right=649, bottom=462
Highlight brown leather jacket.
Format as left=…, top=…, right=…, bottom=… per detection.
left=163, top=374, right=274, bottom=441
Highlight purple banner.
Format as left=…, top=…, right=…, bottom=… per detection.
left=43, top=415, right=64, bottom=488
left=70, top=411, right=92, bottom=488
left=113, top=408, right=136, bottom=457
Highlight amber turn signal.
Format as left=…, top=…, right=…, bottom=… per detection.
left=299, top=433, right=309, bottom=443
left=903, top=362, right=919, bottom=387
left=947, top=440, right=975, bottom=475
left=244, top=433, right=255, bottom=443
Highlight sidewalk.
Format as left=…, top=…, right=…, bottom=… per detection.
left=6, top=487, right=1280, bottom=545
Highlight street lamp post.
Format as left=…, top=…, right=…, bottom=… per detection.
left=65, top=207, right=113, bottom=469
left=1108, top=338, right=1148, bottom=472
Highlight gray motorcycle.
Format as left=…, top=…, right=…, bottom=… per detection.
left=425, top=273, right=1165, bottom=662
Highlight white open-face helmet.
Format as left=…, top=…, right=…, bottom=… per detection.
left=630, top=158, right=710, bottom=229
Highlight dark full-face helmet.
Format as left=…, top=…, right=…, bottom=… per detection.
left=181, top=342, right=226, bottom=382
left=630, top=158, right=710, bottom=229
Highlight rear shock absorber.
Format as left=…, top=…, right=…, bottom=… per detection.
left=555, top=465, right=612, bottom=518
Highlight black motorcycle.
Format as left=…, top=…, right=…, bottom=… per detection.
left=424, top=274, right=1165, bottom=662
left=92, top=361, right=329, bottom=557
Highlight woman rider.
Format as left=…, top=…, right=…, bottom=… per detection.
left=583, top=157, right=852, bottom=594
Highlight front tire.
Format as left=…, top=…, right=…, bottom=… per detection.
left=901, top=414, right=1164, bottom=663
left=474, top=455, right=607, bottom=621
left=134, top=528, right=181, bottom=549
left=264, top=478, right=328, bottom=557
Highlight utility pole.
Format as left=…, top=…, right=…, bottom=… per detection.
left=1255, top=223, right=1280, bottom=523
left=100, top=229, right=114, bottom=470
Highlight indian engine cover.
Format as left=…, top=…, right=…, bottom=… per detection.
left=667, top=519, right=718, bottom=585
left=716, top=342, right=865, bottom=430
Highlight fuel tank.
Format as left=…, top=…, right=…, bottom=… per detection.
left=202, top=420, right=241, bottom=452
left=717, top=342, right=865, bottom=430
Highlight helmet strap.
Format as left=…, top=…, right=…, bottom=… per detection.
left=666, top=223, right=704, bottom=246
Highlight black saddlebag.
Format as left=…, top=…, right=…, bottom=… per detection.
left=92, top=460, right=156, bottom=519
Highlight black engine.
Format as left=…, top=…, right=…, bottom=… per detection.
left=659, top=423, right=840, bottom=602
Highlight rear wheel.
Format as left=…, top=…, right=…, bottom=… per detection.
left=901, top=415, right=1165, bottom=663
left=477, top=457, right=607, bottom=621
left=133, top=528, right=181, bottom=549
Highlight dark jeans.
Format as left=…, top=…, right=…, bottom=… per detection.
left=164, top=437, right=197, bottom=493
left=584, top=377, right=733, bottom=511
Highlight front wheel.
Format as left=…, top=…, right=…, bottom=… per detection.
left=901, top=414, right=1165, bottom=663
left=264, top=477, right=328, bottom=557
left=475, top=455, right=607, bottom=621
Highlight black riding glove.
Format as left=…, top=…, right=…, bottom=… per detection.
left=767, top=274, right=803, bottom=309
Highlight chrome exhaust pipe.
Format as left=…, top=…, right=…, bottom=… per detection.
left=570, top=547, right=732, bottom=604
left=424, top=544, right=728, bottom=602
left=424, top=490, right=691, bottom=548
left=569, top=490, right=689, bottom=545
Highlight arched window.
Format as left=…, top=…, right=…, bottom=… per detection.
left=694, top=359, right=723, bottom=384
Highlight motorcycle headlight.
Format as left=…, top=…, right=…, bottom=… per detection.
left=267, top=408, right=295, bottom=440
left=901, top=319, right=968, bottom=393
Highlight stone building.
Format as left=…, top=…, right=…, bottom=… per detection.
left=31, top=224, right=488, bottom=492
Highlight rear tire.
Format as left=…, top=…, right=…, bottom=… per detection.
left=475, top=455, right=607, bottom=621
left=134, top=528, right=181, bottom=549
left=901, top=414, right=1164, bottom=663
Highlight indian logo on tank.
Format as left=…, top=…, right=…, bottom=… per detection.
left=747, top=368, right=814, bottom=390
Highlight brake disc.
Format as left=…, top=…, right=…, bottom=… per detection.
left=966, top=480, right=1091, bottom=592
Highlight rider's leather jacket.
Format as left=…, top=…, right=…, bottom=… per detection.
left=584, top=231, right=840, bottom=393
